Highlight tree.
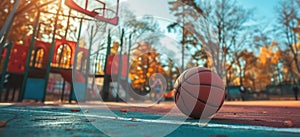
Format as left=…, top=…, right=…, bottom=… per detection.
left=1, top=0, right=37, bottom=43
left=226, top=41, right=284, bottom=91
left=292, top=18, right=300, bottom=83
left=117, top=3, right=163, bottom=46
left=240, top=51, right=257, bottom=90
left=129, top=42, right=166, bottom=94
left=168, top=0, right=204, bottom=71
left=169, top=0, right=252, bottom=85
left=186, top=48, right=208, bottom=68
left=165, top=58, right=180, bottom=91
left=249, top=43, right=281, bottom=89
left=279, top=48, right=300, bottom=83
left=253, top=46, right=277, bottom=89
left=276, top=0, right=300, bottom=74
left=225, top=50, right=256, bottom=88
left=0, top=0, right=80, bottom=44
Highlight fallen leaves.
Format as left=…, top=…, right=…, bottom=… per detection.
left=0, top=120, right=7, bottom=128
left=198, top=122, right=208, bottom=127
left=131, top=118, right=136, bottom=121
left=70, top=109, right=80, bottom=112
left=283, top=120, right=293, bottom=127
left=120, top=109, right=128, bottom=113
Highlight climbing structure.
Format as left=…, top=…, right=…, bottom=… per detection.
left=0, top=0, right=120, bottom=102
left=0, top=37, right=91, bottom=101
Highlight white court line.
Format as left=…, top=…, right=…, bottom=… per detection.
left=2, top=108, right=300, bottom=134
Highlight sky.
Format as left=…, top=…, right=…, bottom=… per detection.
left=122, top=0, right=280, bottom=23
left=121, top=0, right=174, bottom=20
left=238, top=0, right=279, bottom=31
left=119, top=0, right=282, bottom=59
left=120, top=0, right=282, bottom=39
left=239, top=0, right=278, bottom=20
left=119, top=0, right=284, bottom=69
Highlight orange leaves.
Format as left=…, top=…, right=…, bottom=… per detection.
left=129, top=42, right=166, bottom=90
left=283, top=120, right=294, bottom=127
left=259, top=46, right=269, bottom=65
left=111, top=42, right=120, bottom=54
left=0, top=120, right=7, bottom=128
left=258, top=45, right=280, bottom=65
left=271, top=51, right=281, bottom=64
left=239, top=44, right=283, bottom=90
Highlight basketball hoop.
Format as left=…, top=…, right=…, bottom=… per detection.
left=65, top=0, right=119, bottom=25
left=92, top=7, right=118, bottom=25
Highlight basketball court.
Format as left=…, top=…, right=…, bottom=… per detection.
left=0, top=101, right=299, bottom=137
left=0, top=0, right=300, bottom=136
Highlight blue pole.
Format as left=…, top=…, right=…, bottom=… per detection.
left=42, top=0, right=62, bottom=102
left=0, top=42, right=13, bottom=100
left=18, top=10, right=41, bottom=102
left=69, top=18, right=83, bottom=103
left=116, top=29, right=124, bottom=102
left=102, top=30, right=111, bottom=101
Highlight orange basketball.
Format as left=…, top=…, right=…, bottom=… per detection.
left=174, top=67, right=225, bottom=119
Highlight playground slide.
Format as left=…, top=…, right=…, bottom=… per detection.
left=59, top=69, right=85, bottom=83
left=59, top=69, right=86, bottom=101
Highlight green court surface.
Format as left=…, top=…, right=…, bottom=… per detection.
left=0, top=105, right=299, bottom=137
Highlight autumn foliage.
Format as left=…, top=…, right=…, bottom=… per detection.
left=129, top=42, right=166, bottom=93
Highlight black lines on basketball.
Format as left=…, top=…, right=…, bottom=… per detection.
left=179, top=91, right=193, bottom=117
left=175, top=88, right=191, bottom=117
left=180, top=85, right=220, bottom=108
left=182, top=69, right=212, bottom=81
left=183, top=71, right=225, bottom=90
left=174, top=67, right=225, bottom=119
left=184, top=81, right=225, bottom=91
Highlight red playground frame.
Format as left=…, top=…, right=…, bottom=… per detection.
left=65, top=0, right=119, bottom=25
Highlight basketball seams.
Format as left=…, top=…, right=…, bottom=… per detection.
left=178, top=86, right=220, bottom=119
left=174, top=88, right=180, bottom=102
left=181, top=83, right=225, bottom=100
left=174, top=70, right=188, bottom=91
left=180, top=85, right=220, bottom=108
left=176, top=68, right=224, bottom=108
left=183, top=69, right=212, bottom=81
left=184, top=80, right=225, bottom=91
left=175, top=67, right=225, bottom=119
left=179, top=91, right=193, bottom=116
left=178, top=89, right=203, bottom=119
left=174, top=70, right=189, bottom=98
left=183, top=69, right=225, bottom=90
left=176, top=88, right=193, bottom=117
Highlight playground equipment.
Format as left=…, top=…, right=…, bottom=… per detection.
left=0, top=38, right=90, bottom=102
left=0, top=0, right=120, bottom=102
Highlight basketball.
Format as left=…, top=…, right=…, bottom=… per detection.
left=174, top=67, right=225, bottom=119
